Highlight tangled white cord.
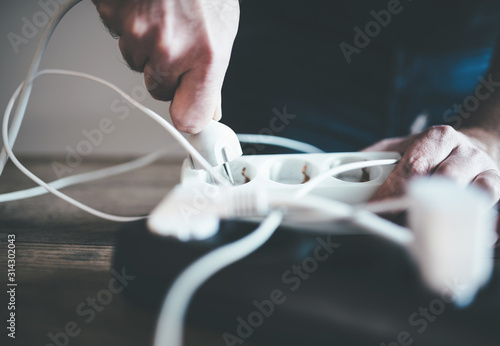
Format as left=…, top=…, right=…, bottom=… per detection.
left=2, top=69, right=232, bottom=221
left=0, top=149, right=167, bottom=203
left=0, top=3, right=412, bottom=346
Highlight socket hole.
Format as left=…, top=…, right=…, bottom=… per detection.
left=206, top=161, right=256, bottom=186
left=329, top=156, right=381, bottom=182
left=269, top=159, right=319, bottom=184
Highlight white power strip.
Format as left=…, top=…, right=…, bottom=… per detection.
left=147, top=152, right=401, bottom=240
left=181, top=151, right=401, bottom=204
left=149, top=152, right=495, bottom=311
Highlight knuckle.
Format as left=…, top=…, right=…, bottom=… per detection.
left=467, top=147, right=483, bottom=159
left=148, top=88, right=174, bottom=101
left=469, top=147, right=483, bottom=157
left=119, top=40, right=149, bottom=72
left=143, top=64, right=177, bottom=100
left=401, top=155, right=429, bottom=177
left=426, top=125, right=455, bottom=141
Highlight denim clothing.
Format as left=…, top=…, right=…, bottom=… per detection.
left=222, top=0, right=500, bottom=152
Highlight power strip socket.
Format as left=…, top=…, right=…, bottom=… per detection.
left=181, top=152, right=401, bottom=205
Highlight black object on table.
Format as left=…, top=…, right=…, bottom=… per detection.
left=114, top=220, right=500, bottom=346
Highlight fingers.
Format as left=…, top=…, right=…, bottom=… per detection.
left=117, top=19, right=183, bottom=100
left=143, top=62, right=180, bottom=101
left=372, top=126, right=458, bottom=201
left=433, top=146, right=489, bottom=187
left=370, top=125, right=500, bottom=207
left=121, top=37, right=224, bottom=130
left=430, top=136, right=500, bottom=205
left=471, top=169, right=500, bottom=206
left=169, top=66, right=223, bottom=133
left=119, top=37, right=149, bottom=72
left=117, top=7, right=157, bottom=72
left=92, top=0, right=237, bottom=134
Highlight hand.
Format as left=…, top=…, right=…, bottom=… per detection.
left=92, top=0, right=240, bottom=133
left=362, top=125, right=500, bottom=206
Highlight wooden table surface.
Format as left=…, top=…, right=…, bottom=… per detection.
left=2, top=157, right=499, bottom=346
left=0, top=156, right=251, bottom=346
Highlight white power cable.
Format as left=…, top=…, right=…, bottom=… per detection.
left=294, top=159, right=399, bottom=199
left=0, top=149, right=166, bottom=203
left=291, top=158, right=413, bottom=244
left=269, top=194, right=414, bottom=245
left=153, top=210, right=284, bottom=346
left=237, top=134, right=324, bottom=153
left=362, top=196, right=411, bottom=214
left=2, top=79, right=145, bottom=222
left=2, top=69, right=231, bottom=221
left=262, top=158, right=413, bottom=245
left=351, top=208, right=414, bottom=244
left=4, top=68, right=228, bottom=185
left=0, top=0, right=83, bottom=176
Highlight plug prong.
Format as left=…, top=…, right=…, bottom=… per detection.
left=223, top=162, right=235, bottom=185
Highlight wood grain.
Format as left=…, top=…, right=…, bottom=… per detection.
left=0, top=156, right=233, bottom=345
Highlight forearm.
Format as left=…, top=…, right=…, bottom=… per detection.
left=459, top=37, right=500, bottom=167
left=461, top=36, right=500, bottom=131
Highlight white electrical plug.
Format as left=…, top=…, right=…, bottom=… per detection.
left=147, top=185, right=270, bottom=241
left=187, top=120, right=243, bottom=184
left=147, top=120, right=246, bottom=240
left=408, top=177, right=496, bottom=306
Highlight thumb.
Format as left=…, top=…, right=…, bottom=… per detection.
left=169, top=66, right=223, bottom=134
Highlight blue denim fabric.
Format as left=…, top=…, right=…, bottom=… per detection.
left=385, top=46, right=493, bottom=138
left=222, top=0, right=500, bottom=153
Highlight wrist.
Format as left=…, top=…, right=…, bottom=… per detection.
left=459, top=127, right=500, bottom=169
